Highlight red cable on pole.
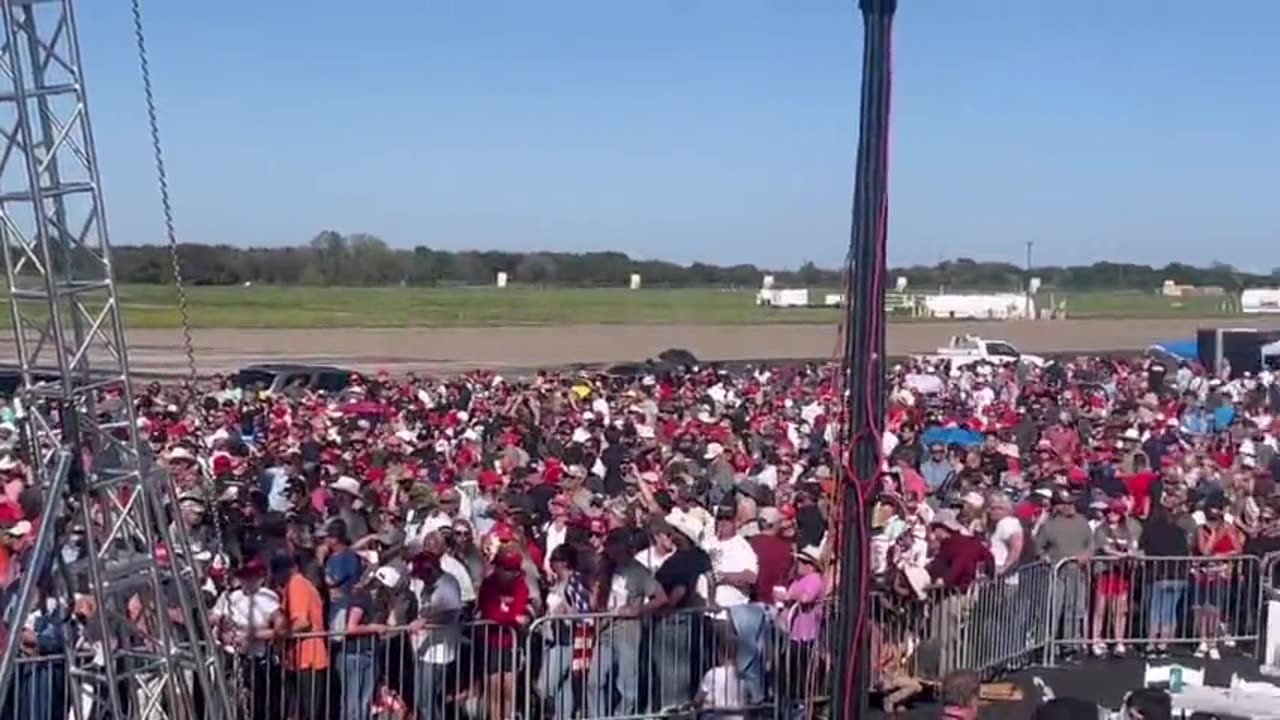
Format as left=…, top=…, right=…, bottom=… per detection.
left=831, top=1, right=896, bottom=719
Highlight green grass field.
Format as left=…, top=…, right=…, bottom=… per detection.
left=113, top=285, right=840, bottom=328
left=1037, top=290, right=1235, bottom=318
left=0, top=285, right=1246, bottom=329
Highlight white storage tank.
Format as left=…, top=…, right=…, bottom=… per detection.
left=1240, top=288, right=1280, bottom=314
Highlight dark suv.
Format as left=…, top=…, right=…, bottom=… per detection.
left=236, top=363, right=353, bottom=395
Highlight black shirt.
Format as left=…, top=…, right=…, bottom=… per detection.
left=1140, top=512, right=1190, bottom=563
left=980, top=450, right=1009, bottom=478
left=1148, top=365, right=1168, bottom=393
left=795, top=504, right=826, bottom=549
left=600, top=444, right=627, bottom=497
left=654, top=547, right=711, bottom=608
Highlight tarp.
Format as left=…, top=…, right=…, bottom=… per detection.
left=1262, top=339, right=1280, bottom=358
left=920, top=425, right=983, bottom=448
left=1149, top=338, right=1198, bottom=361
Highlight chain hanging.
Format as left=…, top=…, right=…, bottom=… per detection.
left=130, top=0, right=198, bottom=385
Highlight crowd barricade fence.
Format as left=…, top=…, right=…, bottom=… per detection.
left=214, top=620, right=521, bottom=720
left=1253, top=551, right=1280, bottom=665
left=5, top=555, right=1274, bottom=720
left=1045, top=554, right=1261, bottom=667
left=1, top=606, right=837, bottom=720
left=870, top=560, right=1053, bottom=691
left=521, top=600, right=834, bottom=720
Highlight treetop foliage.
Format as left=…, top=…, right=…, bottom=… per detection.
left=109, top=231, right=1280, bottom=292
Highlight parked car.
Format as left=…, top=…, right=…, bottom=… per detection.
left=236, top=363, right=353, bottom=395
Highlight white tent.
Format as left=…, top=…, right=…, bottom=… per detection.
left=1262, top=339, right=1280, bottom=359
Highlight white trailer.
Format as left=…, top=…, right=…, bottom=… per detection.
left=921, top=293, right=1034, bottom=320
left=1241, top=288, right=1280, bottom=314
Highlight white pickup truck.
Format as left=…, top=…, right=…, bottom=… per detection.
left=914, top=335, right=1046, bottom=369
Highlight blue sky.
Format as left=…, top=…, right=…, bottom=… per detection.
left=76, top=1, right=1278, bottom=270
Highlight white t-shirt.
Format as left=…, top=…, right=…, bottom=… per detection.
left=635, top=546, right=673, bottom=573
left=543, top=521, right=569, bottom=574
left=699, top=666, right=745, bottom=720
left=702, top=535, right=758, bottom=608
left=211, top=588, right=281, bottom=657
left=882, top=431, right=900, bottom=458
left=440, top=553, right=476, bottom=603
left=989, top=516, right=1023, bottom=571
left=412, top=573, right=462, bottom=664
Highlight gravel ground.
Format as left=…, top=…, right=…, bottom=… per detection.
left=11, top=316, right=1268, bottom=377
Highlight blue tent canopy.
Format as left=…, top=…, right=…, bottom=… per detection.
left=1150, top=338, right=1198, bottom=361
left=920, top=425, right=983, bottom=448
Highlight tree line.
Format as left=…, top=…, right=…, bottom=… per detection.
left=107, top=231, right=1280, bottom=292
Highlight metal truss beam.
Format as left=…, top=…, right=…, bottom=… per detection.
left=0, top=1, right=230, bottom=718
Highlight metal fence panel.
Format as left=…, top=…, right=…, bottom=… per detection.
left=521, top=601, right=833, bottom=720
left=1046, top=554, right=1261, bottom=665
left=9, top=555, right=1270, bottom=720
left=870, top=560, right=1053, bottom=690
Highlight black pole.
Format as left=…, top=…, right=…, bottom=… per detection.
left=833, top=2, right=895, bottom=720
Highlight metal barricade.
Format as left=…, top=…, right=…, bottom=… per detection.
left=1046, top=554, right=1261, bottom=666
left=521, top=600, right=833, bottom=720
left=213, top=619, right=516, bottom=720
left=869, top=560, right=1053, bottom=692
left=1255, top=552, right=1280, bottom=666
left=1, top=654, right=73, bottom=720
left=2, top=609, right=839, bottom=720
left=36, top=551, right=1274, bottom=720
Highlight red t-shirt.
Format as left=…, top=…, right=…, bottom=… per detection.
left=747, top=534, right=794, bottom=602
left=477, top=575, right=529, bottom=648
left=1122, top=471, right=1157, bottom=517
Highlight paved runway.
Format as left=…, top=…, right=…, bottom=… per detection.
left=5, top=317, right=1279, bottom=377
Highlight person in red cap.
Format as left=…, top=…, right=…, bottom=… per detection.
left=476, top=546, right=530, bottom=719
left=209, top=558, right=285, bottom=720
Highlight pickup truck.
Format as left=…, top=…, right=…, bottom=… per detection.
left=914, top=335, right=1046, bottom=369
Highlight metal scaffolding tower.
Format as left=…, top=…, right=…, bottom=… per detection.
left=0, top=1, right=229, bottom=718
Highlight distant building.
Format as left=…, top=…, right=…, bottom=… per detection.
left=1161, top=280, right=1225, bottom=297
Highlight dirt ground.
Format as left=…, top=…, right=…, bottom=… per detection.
left=22, top=316, right=1263, bottom=377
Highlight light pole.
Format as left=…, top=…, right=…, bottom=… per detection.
left=1025, top=240, right=1034, bottom=318
left=833, top=0, right=895, bottom=718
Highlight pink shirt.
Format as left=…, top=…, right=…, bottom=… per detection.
left=898, top=467, right=927, bottom=502
left=783, top=572, right=826, bottom=642
left=310, top=487, right=329, bottom=515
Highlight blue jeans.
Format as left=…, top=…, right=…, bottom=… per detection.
left=340, top=652, right=375, bottom=720
left=654, top=613, right=698, bottom=709
left=16, top=660, right=56, bottom=720
left=539, top=643, right=576, bottom=719
left=1149, top=579, right=1188, bottom=629
left=415, top=661, right=447, bottom=720
left=727, top=603, right=769, bottom=705
left=589, top=624, right=641, bottom=716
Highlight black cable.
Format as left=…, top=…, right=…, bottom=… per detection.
left=832, top=1, right=897, bottom=719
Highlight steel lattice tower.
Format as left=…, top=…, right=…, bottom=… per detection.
left=0, top=1, right=230, bottom=718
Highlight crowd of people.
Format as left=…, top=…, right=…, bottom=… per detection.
left=0, top=347, right=1278, bottom=720
left=870, top=355, right=1280, bottom=713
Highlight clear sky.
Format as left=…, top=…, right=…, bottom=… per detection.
left=75, top=1, right=1278, bottom=270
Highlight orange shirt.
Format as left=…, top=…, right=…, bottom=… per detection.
left=282, top=573, right=328, bottom=671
